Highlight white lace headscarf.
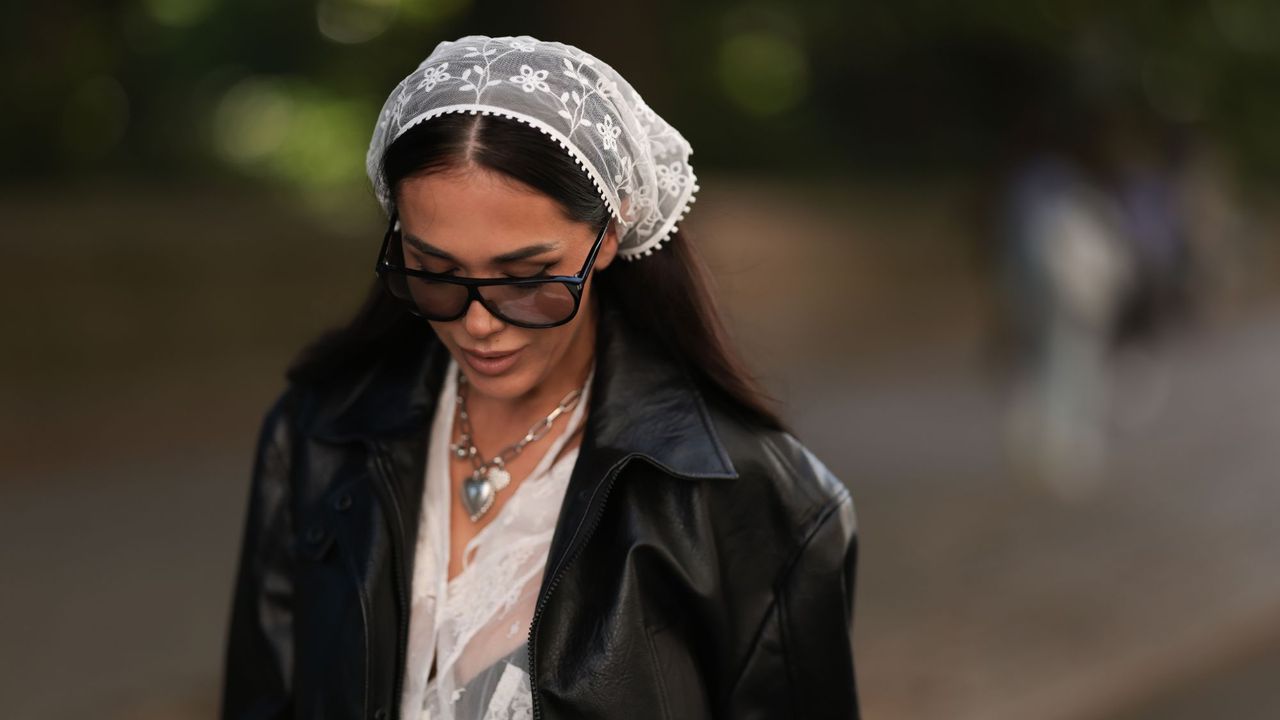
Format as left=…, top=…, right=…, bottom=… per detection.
left=366, top=34, right=699, bottom=260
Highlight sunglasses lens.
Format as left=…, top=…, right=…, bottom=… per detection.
left=397, top=276, right=470, bottom=319
left=381, top=232, right=467, bottom=320
left=380, top=230, right=580, bottom=326
left=480, top=282, right=578, bottom=327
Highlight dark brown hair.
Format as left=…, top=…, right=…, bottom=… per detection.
left=286, top=113, right=784, bottom=432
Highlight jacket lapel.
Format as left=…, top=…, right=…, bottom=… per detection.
left=538, top=301, right=739, bottom=593
left=584, top=301, right=738, bottom=479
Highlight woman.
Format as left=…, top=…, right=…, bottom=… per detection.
left=222, top=35, right=859, bottom=720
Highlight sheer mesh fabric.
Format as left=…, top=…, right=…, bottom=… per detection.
left=400, top=357, right=591, bottom=719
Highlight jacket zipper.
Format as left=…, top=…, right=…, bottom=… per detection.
left=368, top=441, right=411, bottom=720
left=528, top=456, right=632, bottom=720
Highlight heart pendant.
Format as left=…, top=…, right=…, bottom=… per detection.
left=461, top=474, right=495, bottom=522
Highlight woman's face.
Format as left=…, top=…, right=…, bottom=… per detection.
left=394, top=164, right=618, bottom=402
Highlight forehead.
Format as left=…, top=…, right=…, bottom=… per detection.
left=394, top=167, right=579, bottom=256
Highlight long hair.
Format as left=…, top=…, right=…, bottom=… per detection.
left=286, top=113, right=785, bottom=432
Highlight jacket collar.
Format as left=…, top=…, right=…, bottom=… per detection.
left=309, top=300, right=738, bottom=481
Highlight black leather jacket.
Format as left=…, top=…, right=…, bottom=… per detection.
left=221, top=303, right=860, bottom=719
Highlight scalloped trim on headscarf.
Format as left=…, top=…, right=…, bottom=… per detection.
left=626, top=169, right=699, bottom=259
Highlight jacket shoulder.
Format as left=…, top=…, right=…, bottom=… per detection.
left=702, top=396, right=855, bottom=548
left=255, top=379, right=324, bottom=451
left=249, top=377, right=341, bottom=488
left=255, top=383, right=303, bottom=458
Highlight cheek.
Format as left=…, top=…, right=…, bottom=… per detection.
left=426, top=321, right=452, bottom=348
left=517, top=325, right=581, bottom=384
left=522, top=325, right=570, bottom=365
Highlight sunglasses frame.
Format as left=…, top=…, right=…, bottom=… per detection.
left=373, top=211, right=610, bottom=329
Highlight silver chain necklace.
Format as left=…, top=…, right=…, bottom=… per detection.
left=449, top=369, right=587, bottom=522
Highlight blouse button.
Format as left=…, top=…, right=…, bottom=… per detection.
left=373, top=708, right=388, bottom=720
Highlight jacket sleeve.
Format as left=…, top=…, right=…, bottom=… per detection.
left=221, top=391, right=298, bottom=720
left=726, top=490, right=860, bottom=720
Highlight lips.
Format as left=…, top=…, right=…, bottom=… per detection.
left=460, top=346, right=523, bottom=376
left=463, top=348, right=520, bottom=359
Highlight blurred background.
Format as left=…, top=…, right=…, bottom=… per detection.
left=3, top=1, right=1279, bottom=718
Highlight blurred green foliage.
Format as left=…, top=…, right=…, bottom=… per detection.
left=3, top=0, right=1279, bottom=200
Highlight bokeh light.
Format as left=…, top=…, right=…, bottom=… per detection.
left=212, top=76, right=295, bottom=166
left=316, top=0, right=400, bottom=45
left=716, top=30, right=809, bottom=117
left=142, top=0, right=215, bottom=28
left=212, top=75, right=374, bottom=191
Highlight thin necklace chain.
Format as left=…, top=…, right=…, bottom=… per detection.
left=450, top=369, right=587, bottom=481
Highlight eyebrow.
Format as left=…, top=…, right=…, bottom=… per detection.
left=402, top=232, right=561, bottom=264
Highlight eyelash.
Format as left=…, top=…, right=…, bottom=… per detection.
left=508, top=264, right=554, bottom=279
left=400, top=240, right=556, bottom=277
left=425, top=263, right=554, bottom=279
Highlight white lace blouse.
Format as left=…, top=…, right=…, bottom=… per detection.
left=399, top=357, right=593, bottom=720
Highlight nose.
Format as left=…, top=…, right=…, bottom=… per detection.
left=462, top=291, right=506, bottom=338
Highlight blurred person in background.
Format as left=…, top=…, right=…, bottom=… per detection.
left=996, top=101, right=1230, bottom=494
left=997, top=106, right=1135, bottom=497
left=220, top=35, right=860, bottom=720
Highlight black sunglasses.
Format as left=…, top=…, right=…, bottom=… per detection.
left=374, top=212, right=609, bottom=329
